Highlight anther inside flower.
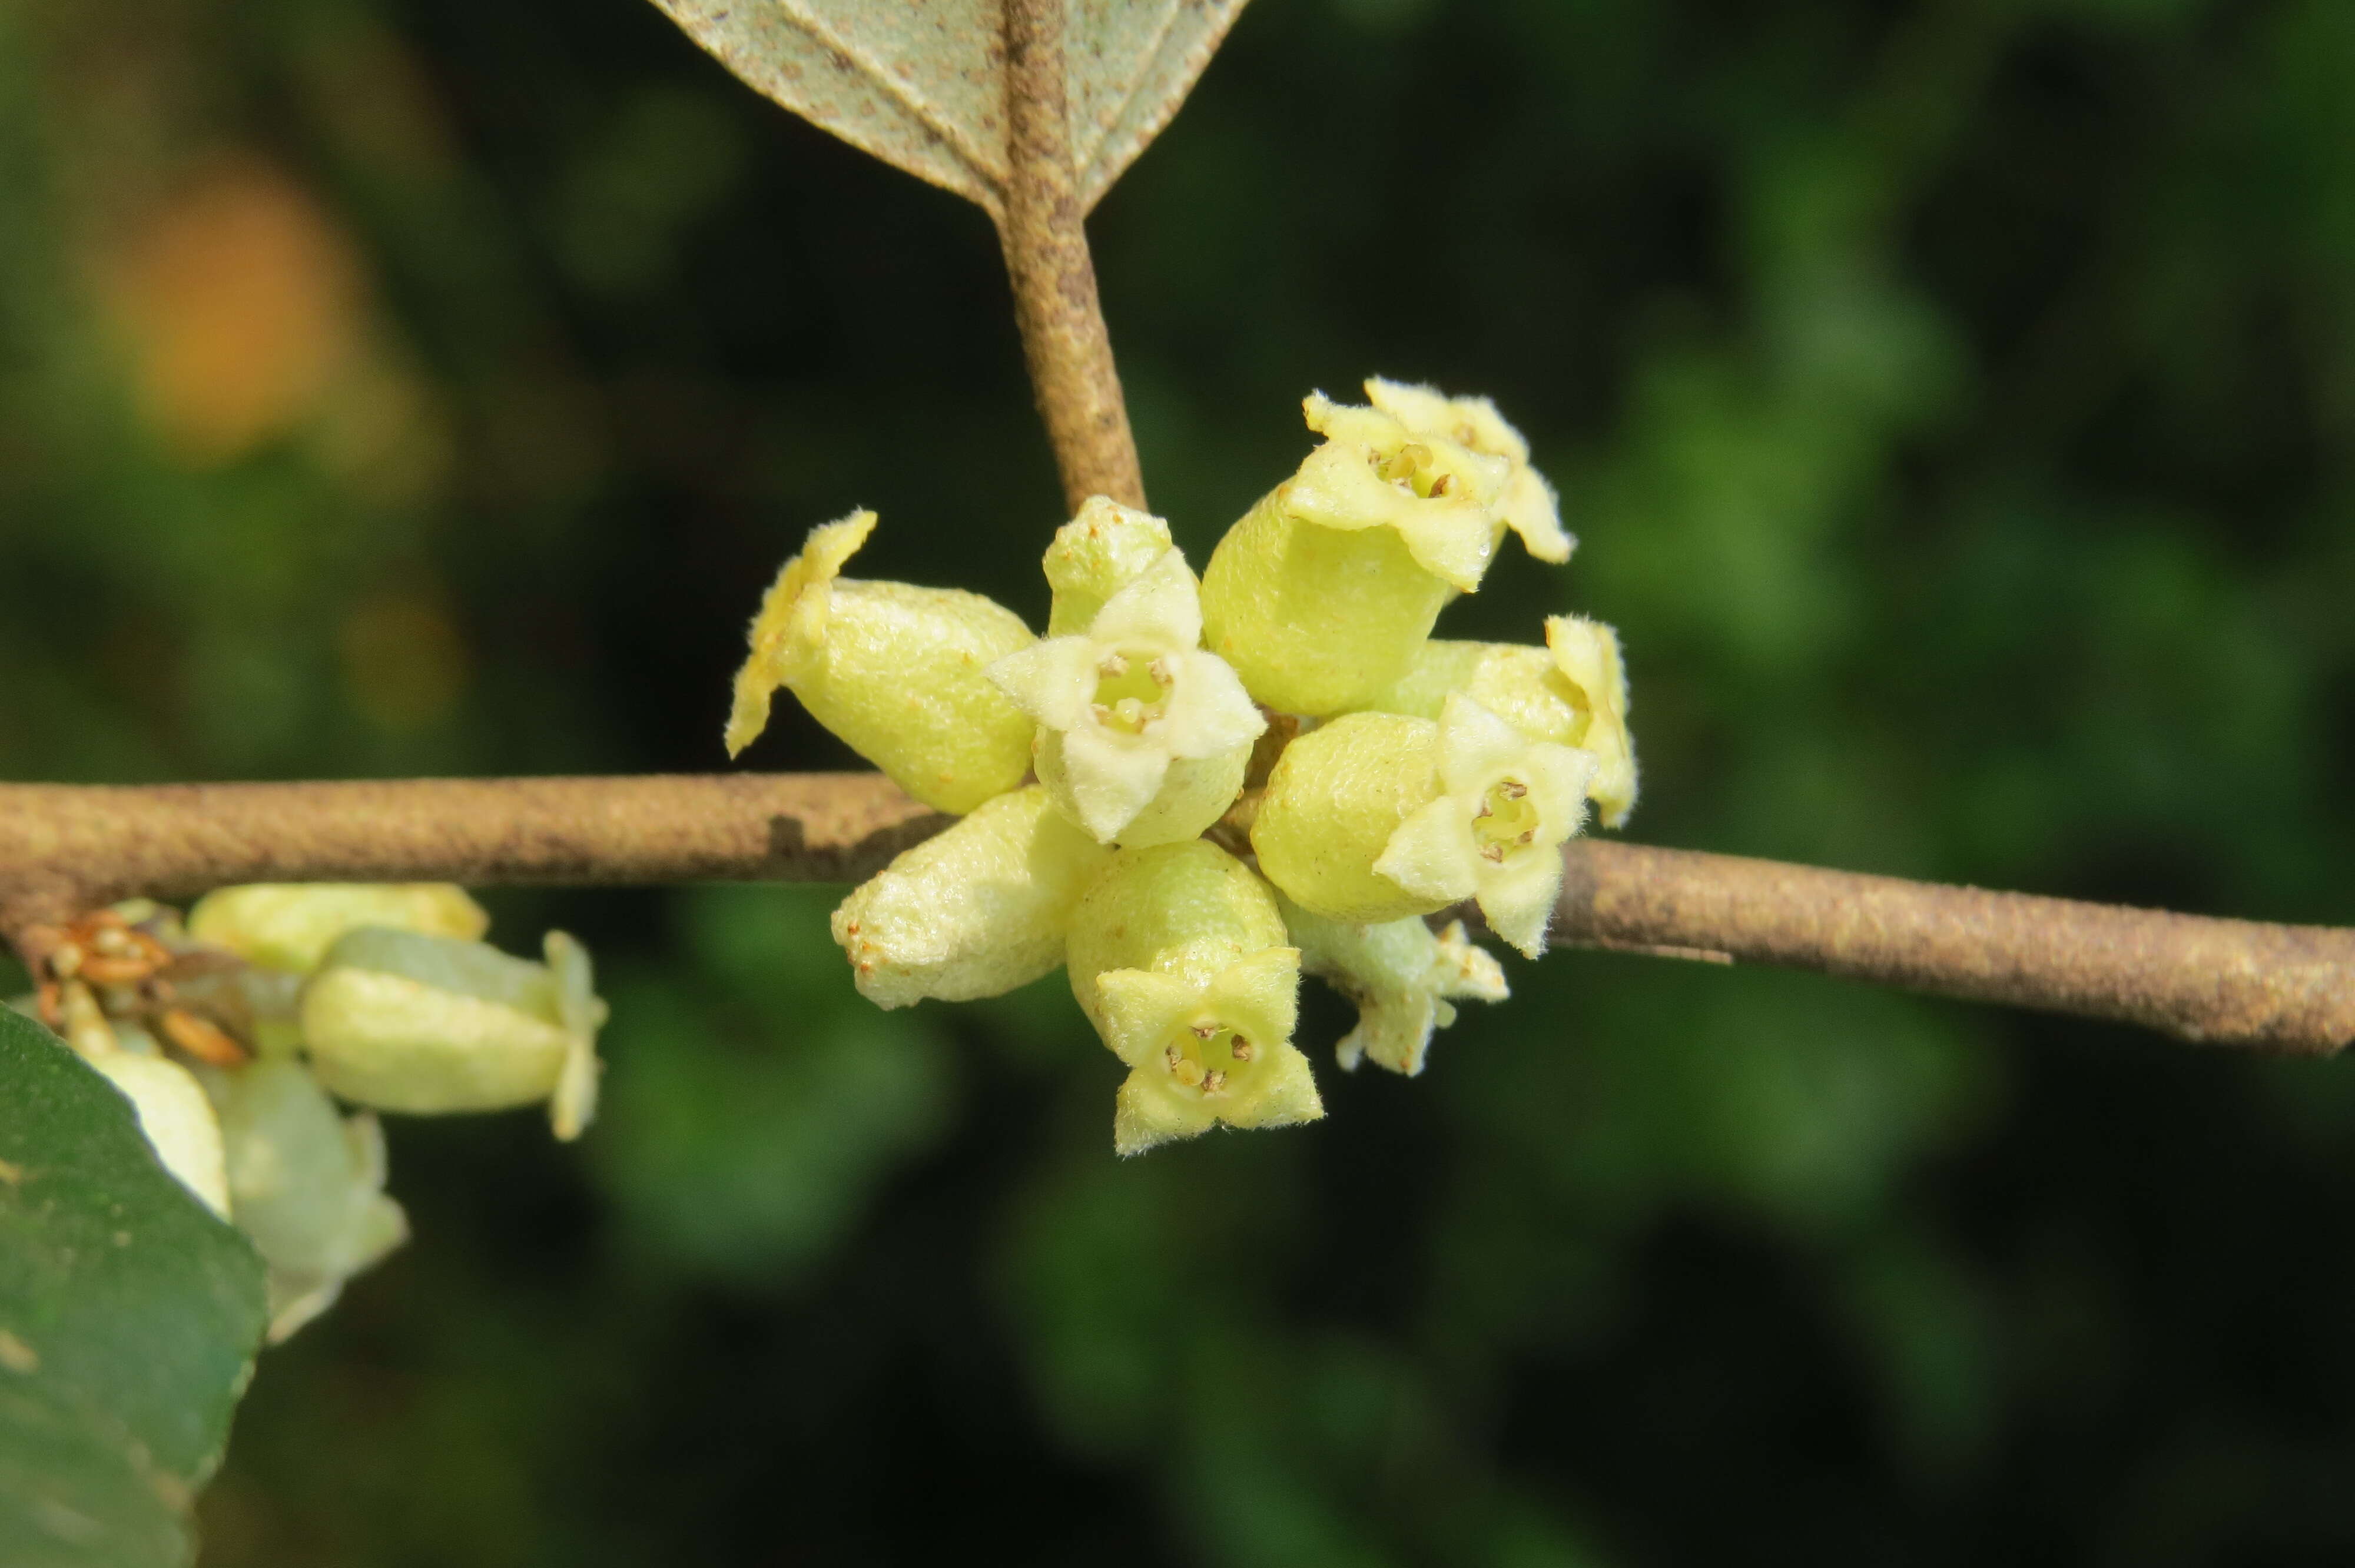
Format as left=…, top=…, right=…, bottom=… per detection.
left=1282, top=394, right=1512, bottom=592
left=988, top=547, right=1264, bottom=844
left=1470, top=776, right=1540, bottom=862
left=1373, top=695, right=1598, bottom=958
left=1094, top=945, right=1318, bottom=1155
left=1365, top=376, right=1574, bottom=564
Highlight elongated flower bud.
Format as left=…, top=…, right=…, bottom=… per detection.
left=1364, top=377, right=1573, bottom=564
left=188, top=883, right=488, bottom=974
left=91, top=1051, right=231, bottom=1218
left=989, top=547, right=1263, bottom=845
left=726, top=510, right=1036, bottom=813
left=206, top=1059, right=408, bottom=1341
left=832, top=784, right=1115, bottom=1008
left=1256, top=697, right=1594, bottom=956
left=1252, top=712, right=1449, bottom=926
left=1063, top=841, right=1319, bottom=1155
left=1043, top=495, right=1173, bottom=636
left=1200, top=396, right=1509, bottom=715
left=300, top=928, right=606, bottom=1140
left=1278, top=897, right=1507, bottom=1077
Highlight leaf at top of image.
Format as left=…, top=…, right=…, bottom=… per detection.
left=646, top=0, right=1251, bottom=218
left=0, top=1008, right=267, bottom=1568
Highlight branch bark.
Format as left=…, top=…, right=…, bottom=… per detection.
left=999, top=0, right=1147, bottom=513
left=1554, top=842, right=2355, bottom=1057
left=3, top=775, right=2347, bottom=1055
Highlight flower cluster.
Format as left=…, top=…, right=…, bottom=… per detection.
left=729, top=380, right=1636, bottom=1155
left=13, top=886, right=605, bottom=1340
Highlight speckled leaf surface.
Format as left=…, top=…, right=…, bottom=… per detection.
left=0, top=1009, right=267, bottom=1567
left=646, top=0, right=1250, bottom=216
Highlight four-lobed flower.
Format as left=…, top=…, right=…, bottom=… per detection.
left=987, top=546, right=1265, bottom=846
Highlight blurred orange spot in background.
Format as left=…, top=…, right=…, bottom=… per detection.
left=105, top=158, right=364, bottom=466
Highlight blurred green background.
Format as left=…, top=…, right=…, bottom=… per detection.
left=5, top=0, right=2354, bottom=1560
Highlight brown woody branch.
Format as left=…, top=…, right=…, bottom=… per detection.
left=2, top=775, right=2347, bottom=1054
left=999, top=0, right=1147, bottom=513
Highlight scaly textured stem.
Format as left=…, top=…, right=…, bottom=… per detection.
left=0, top=775, right=943, bottom=942
left=999, top=0, right=1147, bottom=513
left=2, top=775, right=2346, bottom=1054
left=1553, top=841, right=2355, bottom=1056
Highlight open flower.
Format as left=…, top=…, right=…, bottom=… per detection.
left=1374, top=696, right=1596, bottom=958
left=1365, top=376, right=1573, bottom=564
left=988, top=547, right=1264, bottom=845
left=1096, top=945, right=1319, bottom=1155
left=1282, top=393, right=1512, bottom=593
left=1281, top=898, right=1508, bottom=1077
left=1200, top=394, right=1514, bottom=716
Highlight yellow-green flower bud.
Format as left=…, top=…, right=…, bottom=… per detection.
left=1359, top=619, right=1638, bottom=829
left=300, top=928, right=606, bottom=1140
left=1545, top=614, right=1638, bottom=829
left=1252, top=712, right=1448, bottom=926
left=1043, top=495, right=1173, bottom=636
left=1200, top=395, right=1508, bottom=715
left=1278, top=898, right=1507, bottom=1077
left=725, top=510, right=1036, bottom=813
left=1359, top=639, right=1573, bottom=736
left=205, top=1060, right=408, bottom=1341
left=1063, top=841, right=1318, bottom=1155
left=989, top=548, right=1263, bottom=845
left=91, top=1051, right=231, bottom=1218
left=832, top=784, right=1114, bottom=1008
left=187, top=883, right=488, bottom=973
left=1364, top=377, right=1573, bottom=564
left=1256, top=697, right=1594, bottom=956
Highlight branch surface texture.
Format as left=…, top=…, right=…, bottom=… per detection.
left=2, top=775, right=2346, bottom=1054
left=999, top=0, right=1147, bottom=512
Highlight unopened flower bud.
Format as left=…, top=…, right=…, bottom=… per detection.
left=205, top=1060, right=408, bottom=1341
left=1278, top=898, right=1507, bottom=1077
left=990, top=547, right=1263, bottom=845
left=725, top=510, right=1036, bottom=813
left=1364, top=377, right=1573, bottom=564
left=1255, top=697, right=1594, bottom=956
left=300, top=928, right=606, bottom=1140
left=91, top=1051, right=230, bottom=1218
left=187, top=883, right=487, bottom=974
left=832, top=784, right=1115, bottom=1008
left=1063, top=841, right=1319, bottom=1155
left=1043, top=495, right=1174, bottom=636
left=1201, top=395, right=1509, bottom=715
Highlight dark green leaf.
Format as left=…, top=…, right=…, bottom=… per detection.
left=0, top=1008, right=267, bottom=1567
